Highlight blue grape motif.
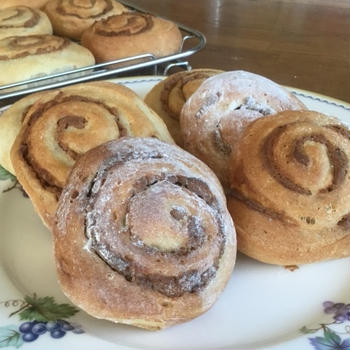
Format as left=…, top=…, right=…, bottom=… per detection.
left=18, top=322, right=33, bottom=334
left=0, top=294, right=84, bottom=347
left=22, top=332, right=38, bottom=342
left=50, top=329, right=66, bottom=339
left=32, top=322, right=47, bottom=335
left=301, top=301, right=350, bottom=350
left=323, top=301, right=350, bottom=324
left=17, top=319, right=84, bottom=344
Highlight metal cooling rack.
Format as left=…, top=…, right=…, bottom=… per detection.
left=0, top=0, right=206, bottom=101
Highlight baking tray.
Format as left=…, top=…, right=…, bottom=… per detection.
left=0, top=0, right=206, bottom=102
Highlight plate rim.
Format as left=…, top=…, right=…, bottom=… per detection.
left=0, top=75, right=349, bottom=350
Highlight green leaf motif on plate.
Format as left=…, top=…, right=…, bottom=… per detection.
left=0, top=326, right=23, bottom=348
left=18, top=294, right=79, bottom=322
left=300, top=326, right=319, bottom=334
left=0, top=164, right=15, bottom=182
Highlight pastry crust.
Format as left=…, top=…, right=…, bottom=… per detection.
left=53, top=137, right=236, bottom=330
left=44, top=0, right=128, bottom=41
left=144, top=69, right=223, bottom=146
left=0, top=34, right=95, bottom=86
left=0, top=91, right=47, bottom=173
left=10, top=82, right=174, bottom=228
left=227, top=110, right=350, bottom=265
left=180, top=70, right=306, bottom=186
left=0, top=0, right=49, bottom=10
left=0, top=6, right=52, bottom=40
left=81, top=12, right=182, bottom=63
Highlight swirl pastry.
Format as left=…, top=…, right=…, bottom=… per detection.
left=0, top=0, right=49, bottom=10
left=44, top=0, right=128, bottom=41
left=53, top=137, right=236, bottom=330
left=0, top=34, right=95, bottom=86
left=81, top=12, right=182, bottom=63
left=0, top=6, right=52, bottom=40
left=180, top=70, right=306, bottom=186
left=227, top=110, right=350, bottom=265
left=0, top=91, right=46, bottom=174
left=10, top=82, right=174, bottom=228
left=144, top=69, right=223, bottom=146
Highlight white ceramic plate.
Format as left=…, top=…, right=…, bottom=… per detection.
left=0, top=76, right=349, bottom=350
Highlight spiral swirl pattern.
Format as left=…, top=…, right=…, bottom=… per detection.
left=0, top=6, right=52, bottom=41
left=10, top=82, right=173, bottom=228
left=54, top=137, right=236, bottom=329
left=94, top=12, right=153, bottom=36
left=145, top=69, right=223, bottom=146
left=180, top=70, right=306, bottom=186
left=0, top=7, right=40, bottom=29
left=81, top=13, right=182, bottom=63
left=227, top=110, right=350, bottom=264
left=44, top=0, right=128, bottom=40
left=0, top=34, right=68, bottom=60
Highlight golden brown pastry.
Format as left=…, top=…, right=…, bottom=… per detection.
left=0, top=6, right=52, bottom=40
left=53, top=137, right=236, bottom=330
left=0, top=34, right=95, bottom=86
left=44, top=0, right=128, bottom=41
left=0, top=91, right=46, bottom=174
left=81, top=12, right=182, bottom=63
left=144, top=69, right=223, bottom=146
left=10, top=82, right=174, bottom=228
left=0, top=0, right=49, bottom=10
left=227, top=110, right=350, bottom=265
left=180, top=70, right=306, bottom=186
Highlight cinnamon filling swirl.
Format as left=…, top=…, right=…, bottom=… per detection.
left=18, top=94, right=123, bottom=197
left=160, top=71, right=220, bottom=120
left=0, top=35, right=69, bottom=60
left=57, top=0, right=113, bottom=19
left=83, top=150, right=226, bottom=297
left=261, top=124, right=348, bottom=195
left=338, top=214, right=350, bottom=230
left=227, top=188, right=294, bottom=225
left=95, top=13, right=153, bottom=37
left=0, top=7, right=40, bottom=28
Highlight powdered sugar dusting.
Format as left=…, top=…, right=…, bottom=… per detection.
left=56, top=137, right=236, bottom=299
left=180, top=70, right=306, bottom=185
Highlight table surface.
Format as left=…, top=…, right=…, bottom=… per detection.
left=129, top=0, right=350, bottom=103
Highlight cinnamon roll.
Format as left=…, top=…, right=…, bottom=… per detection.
left=0, top=0, right=49, bottom=10
left=81, top=12, right=182, bottom=63
left=180, top=70, right=306, bottom=186
left=144, top=69, right=223, bottom=146
left=0, top=6, right=52, bottom=40
left=0, top=34, right=95, bottom=86
left=227, top=110, right=350, bottom=265
left=44, top=0, right=128, bottom=41
left=10, top=82, right=174, bottom=228
left=53, top=137, right=236, bottom=330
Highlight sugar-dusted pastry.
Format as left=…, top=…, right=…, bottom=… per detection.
left=44, top=0, right=128, bottom=41
left=0, top=34, right=95, bottom=86
left=81, top=12, right=182, bottom=63
left=180, top=70, right=306, bottom=186
left=227, top=110, right=350, bottom=265
left=144, top=69, right=223, bottom=146
left=54, top=137, right=236, bottom=330
left=10, top=82, right=174, bottom=228
left=0, top=6, right=52, bottom=40
left=0, top=0, right=49, bottom=10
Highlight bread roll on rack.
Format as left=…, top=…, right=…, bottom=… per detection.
left=44, top=0, right=128, bottom=41
left=0, top=6, right=52, bottom=40
left=81, top=12, right=182, bottom=63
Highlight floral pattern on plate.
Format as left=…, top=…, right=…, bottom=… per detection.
left=0, top=294, right=84, bottom=348
left=301, top=301, right=350, bottom=350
